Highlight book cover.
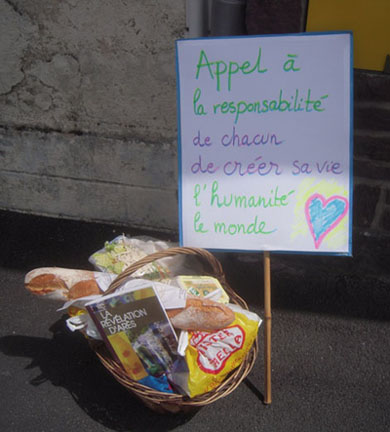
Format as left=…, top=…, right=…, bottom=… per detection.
left=85, top=284, right=178, bottom=385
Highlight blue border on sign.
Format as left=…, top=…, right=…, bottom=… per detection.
left=174, top=40, right=184, bottom=246
left=175, top=31, right=354, bottom=257
left=348, top=32, right=354, bottom=257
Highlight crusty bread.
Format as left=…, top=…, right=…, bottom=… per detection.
left=167, top=296, right=235, bottom=332
left=25, top=273, right=68, bottom=296
left=68, top=279, right=101, bottom=299
left=25, top=267, right=102, bottom=301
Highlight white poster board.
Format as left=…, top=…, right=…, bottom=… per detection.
left=176, top=32, right=353, bottom=255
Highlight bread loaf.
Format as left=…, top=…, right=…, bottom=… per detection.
left=167, top=296, right=235, bottom=332
left=68, top=279, right=101, bottom=299
left=25, top=267, right=103, bottom=301
left=25, top=273, right=68, bottom=296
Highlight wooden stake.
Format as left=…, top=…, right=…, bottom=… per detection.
left=263, top=251, right=272, bottom=404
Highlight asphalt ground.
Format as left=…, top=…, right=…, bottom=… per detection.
left=1, top=210, right=390, bottom=432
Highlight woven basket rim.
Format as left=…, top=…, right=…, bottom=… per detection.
left=89, top=246, right=259, bottom=411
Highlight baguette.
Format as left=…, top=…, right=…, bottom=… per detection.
left=166, top=296, right=235, bottom=332
left=25, top=267, right=103, bottom=301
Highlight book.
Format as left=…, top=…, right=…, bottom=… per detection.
left=85, top=281, right=178, bottom=388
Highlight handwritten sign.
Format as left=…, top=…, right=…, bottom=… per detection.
left=176, top=32, right=353, bottom=254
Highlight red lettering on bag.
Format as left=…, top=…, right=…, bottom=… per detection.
left=189, top=325, right=246, bottom=374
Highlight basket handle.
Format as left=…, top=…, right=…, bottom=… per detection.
left=104, top=246, right=226, bottom=296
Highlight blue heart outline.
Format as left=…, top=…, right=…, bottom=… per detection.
left=305, top=194, right=349, bottom=249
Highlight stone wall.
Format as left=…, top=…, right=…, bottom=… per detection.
left=354, top=71, right=390, bottom=235
left=0, top=0, right=185, bottom=232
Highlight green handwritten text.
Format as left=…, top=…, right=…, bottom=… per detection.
left=194, top=211, right=208, bottom=233
left=195, top=47, right=267, bottom=92
left=193, top=88, right=207, bottom=116
left=283, top=54, right=301, bottom=72
left=210, top=180, right=295, bottom=208
left=213, top=88, right=328, bottom=123
left=214, top=215, right=276, bottom=235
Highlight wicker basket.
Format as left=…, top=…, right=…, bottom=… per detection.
left=89, top=246, right=259, bottom=414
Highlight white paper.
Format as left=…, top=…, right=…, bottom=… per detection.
left=176, top=33, right=353, bottom=255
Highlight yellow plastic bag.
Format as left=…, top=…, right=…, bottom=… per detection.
left=183, top=305, right=261, bottom=398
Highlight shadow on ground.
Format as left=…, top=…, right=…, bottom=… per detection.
left=0, top=317, right=201, bottom=431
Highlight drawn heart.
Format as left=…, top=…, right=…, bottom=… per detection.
left=305, top=193, right=349, bottom=249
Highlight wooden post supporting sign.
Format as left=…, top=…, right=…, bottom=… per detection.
left=263, top=251, right=272, bottom=404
